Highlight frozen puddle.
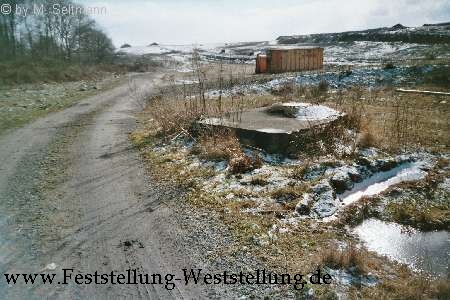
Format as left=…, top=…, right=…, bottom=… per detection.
left=354, top=219, right=450, bottom=276
left=341, top=161, right=427, bottom=206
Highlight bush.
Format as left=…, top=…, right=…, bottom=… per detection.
left=229, top=152, right=262, bottom=174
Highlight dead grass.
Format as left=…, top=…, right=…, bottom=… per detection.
left=249, top=174, right=270, bottom=186
left=133, top=132, right=447, bottom=299
left=191, top=131, right=241, bottom=161
left=386, top=201, right=450, bottom=231
left=319, top=243, right=368, bottom=275
left=337, top=196, right=381, bottom=227
left=326, top=86, right=449, bottom=152
left=270, top=184, right=309, bottom=203
left=229, top=151, right=262, bottom=174
left=370, top=276, right=450, bottom=300
left=133, top=66, right=449, bottom=298
left=290, top=160, right=311, bottom=180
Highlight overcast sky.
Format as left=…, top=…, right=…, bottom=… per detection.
left=79, top=0, right=450, bottom=46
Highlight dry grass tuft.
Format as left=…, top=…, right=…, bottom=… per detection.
left=191, top=131, right=241, bottom=161
left=434, top=279, right=450, bottom=300
left=146, top=95, right=202, bottom=138
left=191, top=130, right=262, bottom=174
left=249, top=175, right=270, bottom=186
left=337, top=196, right=381, bottom=227
left=290, top=160, right=311, bottom=180
left=270, top=185, right=308, bottom=203
left=229, top=152, right=262, bottom=174
left=320, top=244, right=368, bottom=275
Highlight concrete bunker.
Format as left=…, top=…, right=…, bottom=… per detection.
left=200, top=102, right=345, bottom=155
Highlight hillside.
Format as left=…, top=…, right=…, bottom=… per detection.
left=277, top=22, right=450, bottom=44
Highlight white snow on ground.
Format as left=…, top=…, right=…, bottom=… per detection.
left=118, top=43, right=227, bottom=56
left=324, top=41, right=425, bottom=65
left=341, top=161, right=427, bottom=206
left=295, top=104, right=343, bottom=121
left=256, top=128, right=289, bottom=134
left=176, top=79, right=199, bottom=85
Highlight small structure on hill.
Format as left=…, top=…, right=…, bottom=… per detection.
left=200, top=102, right=345, bottom=154
left=256, top=47, right=324, bottom=74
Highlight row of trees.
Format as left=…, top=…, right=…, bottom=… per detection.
left=0, top=0, right=115, bottom=65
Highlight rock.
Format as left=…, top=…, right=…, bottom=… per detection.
left=225, top=193, right=234, bottom=200
left=346, top=166, right=363, bottom=182
left=310, top=180, right=339, bottom=218
left=376, top=158, right=397, bottom=171
left=45, top=263, right=57, bottom=270
left=358, top=147, right=380, bottom=158
left=295, top=194, right=312, bottom=215
left=327, top=165, right=365, bottom=193
left=312, top=180, right=332, bottom=194
left=439, top=178, right=450, bottom=192
left=311, top=190, right=338, bottom=218
left=329, top=168, right=354, bottom=193
left=252, top=235, right=269, bottom=246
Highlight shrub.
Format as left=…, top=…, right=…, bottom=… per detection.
left=229, top=152, right=262, bottom=174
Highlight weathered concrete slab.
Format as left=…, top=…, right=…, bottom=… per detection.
left=200, top=102, right=345, bottom=154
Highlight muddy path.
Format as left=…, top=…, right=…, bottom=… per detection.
left=0, top=72, right=218, bottom=299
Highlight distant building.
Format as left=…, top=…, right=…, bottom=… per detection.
left=256, top=47, right=324, bottom=74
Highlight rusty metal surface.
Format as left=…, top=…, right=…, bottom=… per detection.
left=263, top=47, right=323, bottom=74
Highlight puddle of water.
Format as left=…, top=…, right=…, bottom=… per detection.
left=354, top=219, right=450, bottom=276
left=341, top=162, right=427, bottom=206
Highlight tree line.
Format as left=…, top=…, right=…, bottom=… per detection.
left=0, top=0, right=115, bottom=65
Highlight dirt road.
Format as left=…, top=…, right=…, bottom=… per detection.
left=0, top=72, right=217, bottom=299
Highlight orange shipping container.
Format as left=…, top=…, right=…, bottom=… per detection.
left=255, top=54, right=268, bottom=74
left=258, top=47, right=323, bottom=74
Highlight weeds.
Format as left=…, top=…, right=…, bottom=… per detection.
left=320, top=243, right=368, bottom=275
left=191, top=131, right=241, bottom=161
left=270, top=185, right=309, bottom=203
left=229, top=152, right=262, bottom=174
left=290, top=160, right=311, bottom=180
